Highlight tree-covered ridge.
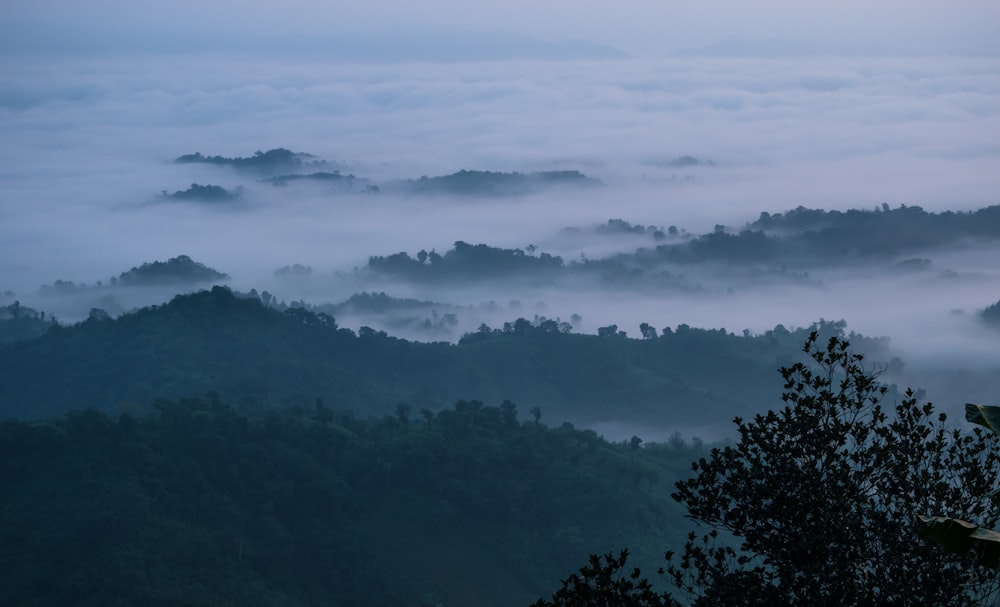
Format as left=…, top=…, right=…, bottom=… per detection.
left=161, top=183, right=242, bottom=202
left=982, top=298, right=1000, bottom=326
left=169, top=148, right=600, bottom=196
left=746, top=203, right=1000, bottom=255
left=174, top=148, right=322, bottom=174
left=368, top=241, right=564, bottom=282
left=0, top=286, right=893, bottom=430
left=636, top=204, right=1000, bottom=266
left=749, top=203, right=1000, bottom=235
left=536, top=335, right=1000, bottom=606
left=262, top=171, right=368, bottom=189
left=593, top=218, right=670, bottom=240
left=363, top=205, right=1000, bottom=289
left=325, top=291, right=447, bottom=314
left=0, top=301, right=56, bottom=343
left=117, top=254, right=230, bottom=287
left=0, top=396, right=699, bottom=606
left=35, top=255, right=228, bottom=298
left=306, top=291, right=472, bottom=337
left=391, top=169, right=601, bottom=196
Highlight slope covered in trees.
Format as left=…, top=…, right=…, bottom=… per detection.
left=0, top=287, right=892, bottom=429
left=535, top=335, right=1000, bottom=606
left=389, top=169, right=601, bottom=196
left=360, top=205, right=1000, bottom=291
left=175, top=148, right=322, bottom=174
left=0, top=396, right=698, bottom=607
left=0, top=301, right=56, bottom=343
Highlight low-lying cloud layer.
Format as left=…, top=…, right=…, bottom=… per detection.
left=2, top=52, right=999, bottom=413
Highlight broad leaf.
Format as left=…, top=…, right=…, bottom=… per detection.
left=916, top=515, right=1000, bottom=568
left=966, top=403, right=1000, bottom=435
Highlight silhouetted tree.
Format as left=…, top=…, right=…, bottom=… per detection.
left=531, top=550, right=678, bottom=607
left=663, top=333, right=1000, bottom=606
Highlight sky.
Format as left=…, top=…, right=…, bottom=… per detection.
left=3, top=0, right=1000, bottom=56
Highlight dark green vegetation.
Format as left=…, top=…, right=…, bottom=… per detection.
left=262, top=171, right=366, bottom=189
left=593, top=218, right=669, bottom=240
left=390, top=169, right=601, bottom=196
left=37, top=255, right=228, bottom=296
left=363, top=205, right=1000, bottom=289
left=0, top=395, right=700, bottom=607
left=168, top=149, right=599, bottom=198
left=368, top=241, right=564, bottom=283
left=0, top=286, right=890, bottom=427
left=3, top=281, right=995, bottom=605
left=918, top=403, right=1000, bottom=569
left=175, top=148, right=322, bottom=174
left=161, top=183, right=241, bottom=202
left=611, top=204, right=1000, bottom=267
left=116, top=254, right=230, bottom=287
left=983, top=298, right=1000, bottom=326
left=536, top=335, right=1000, bottom=606
left=0, top=301, right=56, bottom=343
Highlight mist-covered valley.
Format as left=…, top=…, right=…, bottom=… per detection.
left=3, top=82, right=1000, bottom=430
left=3, top=22, right=1000, bottom=604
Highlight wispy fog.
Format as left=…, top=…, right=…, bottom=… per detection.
left=2, top=50, right=999, bottom=413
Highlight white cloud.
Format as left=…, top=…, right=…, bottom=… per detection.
left=1, top=52, right=999, bottom=412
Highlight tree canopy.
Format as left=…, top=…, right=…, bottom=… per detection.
left=536, top=333, right=1000, bottom=606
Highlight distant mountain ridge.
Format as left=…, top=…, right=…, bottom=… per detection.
left=166, top=149, right=601, bottom=199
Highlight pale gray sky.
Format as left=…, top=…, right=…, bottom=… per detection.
left=3, top=0, right=999, bottom=56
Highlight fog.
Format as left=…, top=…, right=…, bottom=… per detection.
left=2, top=45, right=1000, bottom=417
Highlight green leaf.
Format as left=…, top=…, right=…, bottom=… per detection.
left=965, top=403, right=1000, bottom=435
left=916, top=515, right=1000, bottom=568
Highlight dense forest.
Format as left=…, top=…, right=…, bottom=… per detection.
left=0, top=286, right=894, bottom=431
left=3, top=322, right=994, bottom=606
left=0, top=395, right=704, bottom=606
left=161, top=183, right=242, bottom=202
left=165, top=149, right=602, bottom=199
left=387, top=169, right=601, bottom=196
left=175, top=149, right=326, bottom=175
left=3, top=149, right=998, bottom=605
left=353, top=204, right=1000, bottom=294
left=36, top=255, right=230, bottom=296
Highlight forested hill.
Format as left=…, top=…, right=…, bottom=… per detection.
left=0, top=287, right=892, bottom=431
left=0, top=396, right=698, bottom=606
left=627, top=203, right=1000, bottom=266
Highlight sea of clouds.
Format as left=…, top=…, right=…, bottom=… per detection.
left=1, top=52, right=998, bottom=409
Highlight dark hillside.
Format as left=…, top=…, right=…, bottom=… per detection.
left=0, top=287, right=893, bottom=431
left=0, top=398, right=696, bottom=606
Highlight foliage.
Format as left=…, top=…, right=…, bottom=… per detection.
left=161, top=183, right=242, bottom=202
left=595, top=203, right=1000, bottom=273
left=540, top=333, right=1000, bottom=606
left=175, top=148, right=320, bottom=174
left=594, top=218, right=667, bottom=240
left=262, top=170, right=359, bottom=187
left=982, top=299, right=1000, bottom=326
left=116, top=254, right=230, bottom=286
left=361, top=204, right=1000, bottom=292
left=662, top=333, right=1000, bottom=606
left=396, top=169, right=600, bottom=196
left=0, top=287, right=888, bottom=429
left=368, top=240, right=564, bottom=282
left=0, top=397, right=697, bottom=606
left=917, top=402, right=1000, bottom=569
left=0, top=300, right=56, bottom=343
left=531, top=551, right=679, bottom=607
